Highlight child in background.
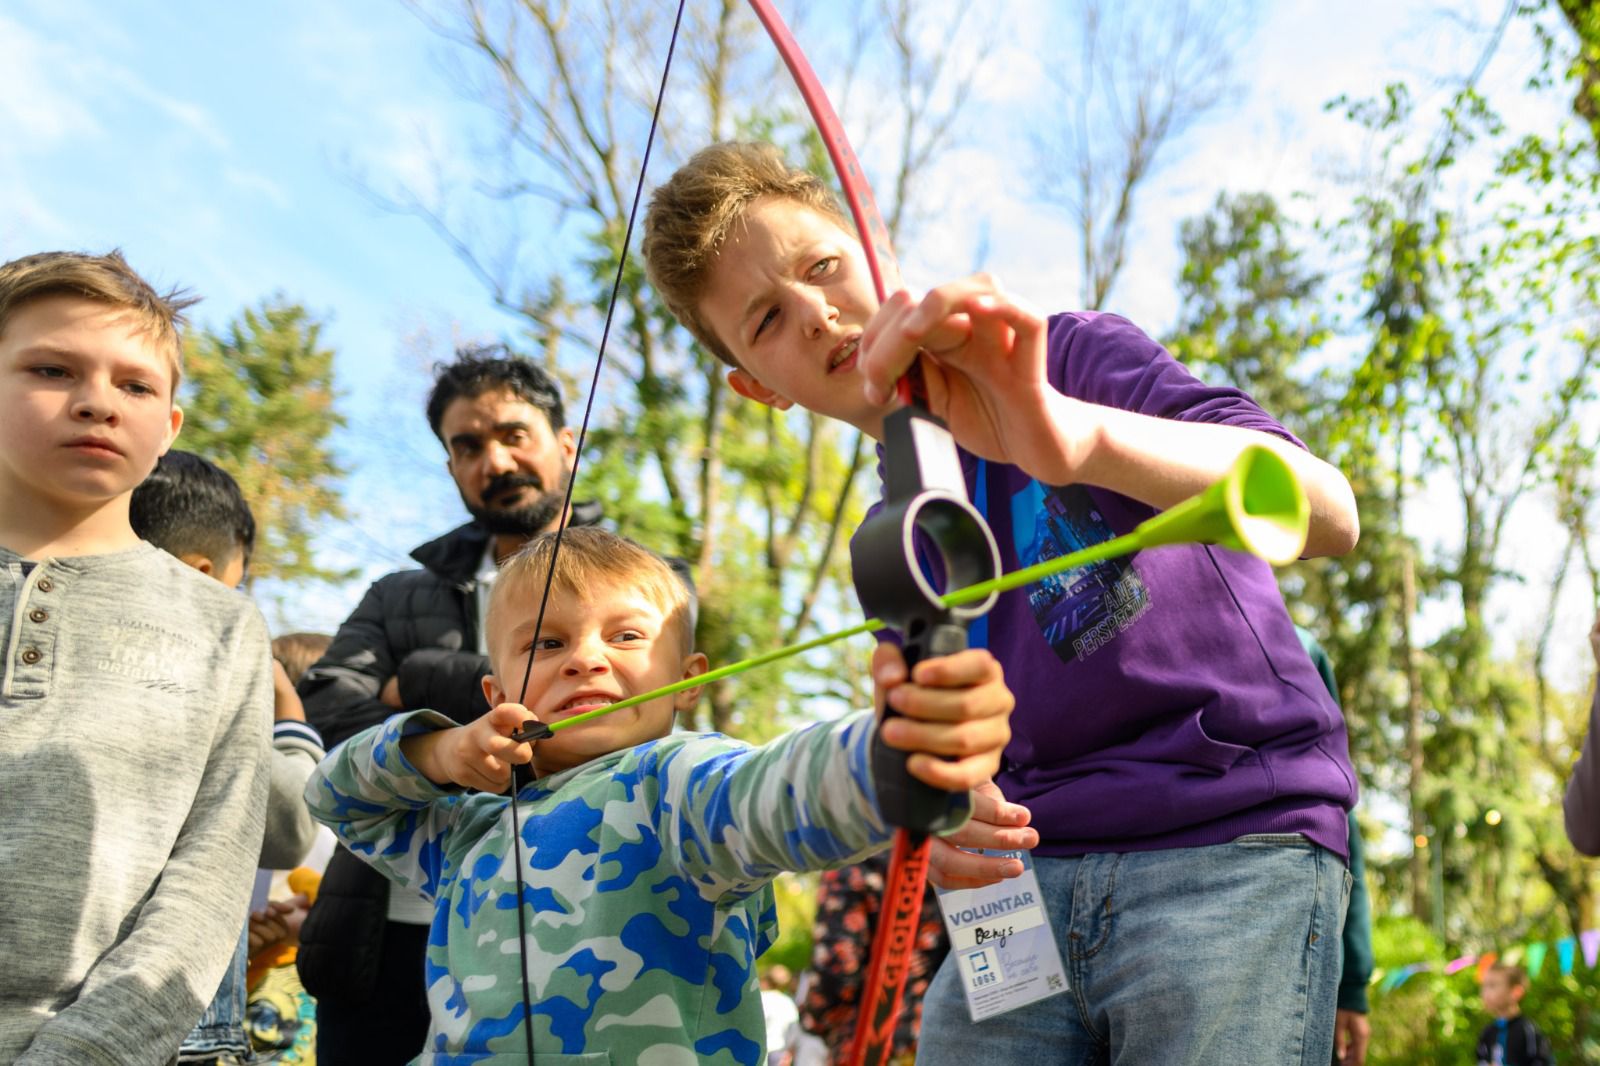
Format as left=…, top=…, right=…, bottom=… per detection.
left=306, top=527, right=1014, bottom=1061
left=240, top=634, right=335, bottom=1066
left=1475, top=962, right=1553, bottom=1066
left=0, top=250, right=272, bottom=1065
left=129, top=449, right=328, bottom=1065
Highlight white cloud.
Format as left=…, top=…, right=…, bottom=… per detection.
left=0, top=15, right=104, bottom=147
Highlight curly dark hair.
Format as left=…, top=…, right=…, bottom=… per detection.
left=424, top=343, right=566, bottom=440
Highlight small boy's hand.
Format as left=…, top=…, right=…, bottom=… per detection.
left=871, top=643, right=1013, bottom=792
left=402, top=703, right=537, bottom=792
left=858, top=277, right=1087, bottom=486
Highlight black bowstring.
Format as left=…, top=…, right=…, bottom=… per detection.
left=502, top=1, right=687, bottom=1060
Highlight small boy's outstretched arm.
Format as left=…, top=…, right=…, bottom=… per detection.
left=665, top=644, right=1013, bottom=899
left=857, top=278, right=1359, bottom=558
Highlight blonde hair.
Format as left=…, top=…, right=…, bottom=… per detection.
left=0, top=250, right=196, bottom=394
left=488, top=528, right=697, bottom=661
left=642, top=141, right=850, bottom=367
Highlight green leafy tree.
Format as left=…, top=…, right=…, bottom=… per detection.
left=1165, top=9, right=1600, bottom=1047
left=178, top=299, right=349, bottom=585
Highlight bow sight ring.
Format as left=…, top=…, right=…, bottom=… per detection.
left=851, top=407, right=1001, bottom=629
left=852, top=489, right=1000, bottom=626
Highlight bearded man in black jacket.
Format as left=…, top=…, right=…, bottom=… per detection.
left=296, top=345, right=601, bottom=1065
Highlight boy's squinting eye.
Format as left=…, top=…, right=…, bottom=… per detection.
left=752, top=306, right=779, bottom=341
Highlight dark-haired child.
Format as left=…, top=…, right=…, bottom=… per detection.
left=130, top=449, right=327, bottom=1064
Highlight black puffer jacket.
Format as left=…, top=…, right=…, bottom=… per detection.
left=296, top=508, right=600, bottom=1002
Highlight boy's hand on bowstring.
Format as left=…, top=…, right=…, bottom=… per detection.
left=402, top=703, right=537, bottom=792
left=871, top=642, right=1013, bottom=792
left=859, top=275, right=1091, bottom=487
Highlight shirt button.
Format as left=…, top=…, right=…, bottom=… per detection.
left=20, top=648, right=42, bottom=665
left=28, top=608, right=47, bottom=623
left=36, top=578, right=53, bottom=592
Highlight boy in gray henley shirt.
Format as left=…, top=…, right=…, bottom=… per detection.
left=0, top=250, right=272, bottom=1065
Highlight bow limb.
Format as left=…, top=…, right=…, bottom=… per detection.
left=745, top=0, right=900, bottom=307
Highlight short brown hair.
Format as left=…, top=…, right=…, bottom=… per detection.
left=0, top=250, right=196, bottom=393
left=1486, top=962, right=1527, bottom=989
left=272, top=632, right=333, bottom=686
left=642, top=142, right=849, bottom=367
left=488, top=528, right=697, bottom=663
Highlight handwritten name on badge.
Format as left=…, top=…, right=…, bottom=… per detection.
left=933, top=849, right=1069, bottom=1022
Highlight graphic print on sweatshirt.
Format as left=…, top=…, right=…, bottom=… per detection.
left=1009, top=479, right=1151, bottom=662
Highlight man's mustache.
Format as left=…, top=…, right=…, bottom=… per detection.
left=482, top=473, right=545, bottom=503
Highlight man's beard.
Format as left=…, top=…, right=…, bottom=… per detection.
left=466, top=468, right=572, bottom=537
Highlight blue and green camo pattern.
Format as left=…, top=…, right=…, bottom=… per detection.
left=306, top=708, right=969, bottom=1064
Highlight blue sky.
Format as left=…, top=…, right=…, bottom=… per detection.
left=2, top=0, right=1585, bottom=691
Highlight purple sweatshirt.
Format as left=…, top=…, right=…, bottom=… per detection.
left=860, top=312, right=1355, bottom=859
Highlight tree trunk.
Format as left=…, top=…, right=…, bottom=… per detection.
left=1400, top=543, right=1430, bottom=923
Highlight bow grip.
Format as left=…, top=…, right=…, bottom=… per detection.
left=871, top=618, right=970, bottom=835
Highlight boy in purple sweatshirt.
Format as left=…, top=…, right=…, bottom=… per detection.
left=643, top=142, right=1361, bottom=1065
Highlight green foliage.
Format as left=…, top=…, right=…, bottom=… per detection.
left=1166, top=8, right=1600, bottom=1055
left=760, top=871, right=821, bottom=977
left=178, top=299, right=350, bottom=585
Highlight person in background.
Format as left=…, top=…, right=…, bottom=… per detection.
left=761, top=964, right=800, bottom=1066
left=1475, top=962, right=1553, bottom=1066
left=130, top=449, right=327, bottom=1065
left=794, top=851, right=948, bottom=1064
left=295, top=346, right=598, bottom=1065
left=1295, top=627, right=1373, bottom=1066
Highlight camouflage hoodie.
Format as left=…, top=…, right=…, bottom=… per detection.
left=306, top=708, right=968, bottom=1065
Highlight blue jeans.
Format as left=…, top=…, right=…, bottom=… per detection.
left=917, top=835, right=1349, bottom=1066
left=179, top=924, right=251, bottom=1063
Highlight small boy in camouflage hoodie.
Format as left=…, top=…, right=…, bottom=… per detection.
left=306, top=527, right=1013, bottom=1064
